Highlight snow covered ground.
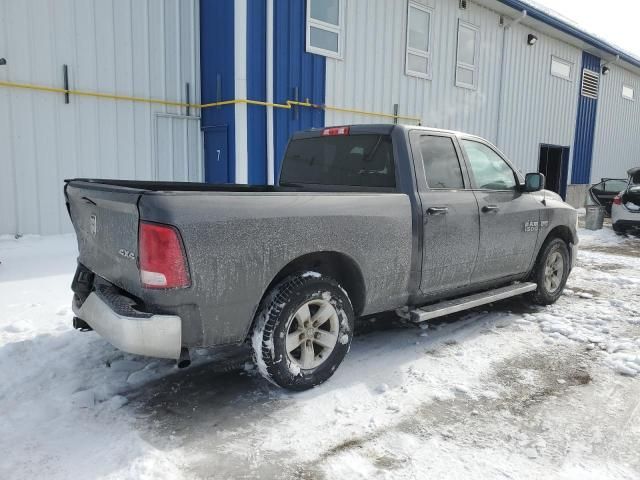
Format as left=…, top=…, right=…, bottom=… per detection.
left=1, top=228, right=639, bottom=479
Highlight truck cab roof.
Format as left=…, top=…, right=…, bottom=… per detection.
left=294, top=123, right=486, bottom=142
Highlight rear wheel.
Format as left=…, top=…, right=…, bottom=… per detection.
left=530, top=237, right=570, bottom=305
left=251, top=272, right=354, bottom=391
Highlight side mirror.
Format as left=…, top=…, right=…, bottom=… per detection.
left=523, top=172, right=545, bottom=192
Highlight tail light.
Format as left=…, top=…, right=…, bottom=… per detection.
left=139, top=222, right=190, bottom=289
left=322, top=126, right=350, bottom=136
left=613, top=195, right=622, bottom=205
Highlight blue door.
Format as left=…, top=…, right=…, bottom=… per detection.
left=203, top=126, right=229, bottom=183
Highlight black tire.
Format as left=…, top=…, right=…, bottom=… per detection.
left=529, top=237, right=571, bottom=305
left=251, top=272, right=354, bottom=391
left=612, top=222, right=627, bottom=236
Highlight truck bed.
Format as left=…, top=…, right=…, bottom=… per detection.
left=65, top=178, right=414, bottom=347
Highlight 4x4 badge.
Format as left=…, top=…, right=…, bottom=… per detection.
left=118, top=249, right=136, bottom=260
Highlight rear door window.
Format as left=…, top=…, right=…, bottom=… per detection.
left=280, top=135, right=395, bottom=188
left=418, top=135, right=465, bottom=189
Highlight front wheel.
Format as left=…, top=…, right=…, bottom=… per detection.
left=530, top=237, right=571, bottom=305
left=251, top=272, right=354, bottom=391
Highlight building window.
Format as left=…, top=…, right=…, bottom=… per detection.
left=306, top=0, right=343, bottom=59
left=405, top=1, right=433, bottom=79
left=550, top=56, right=573, bottom=81
left=622, top=84, right=635, bottom=101
left=455, top=20, right=479, bottom=89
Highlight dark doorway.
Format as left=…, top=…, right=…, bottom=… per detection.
left=539, top=145, right=570, bottom=199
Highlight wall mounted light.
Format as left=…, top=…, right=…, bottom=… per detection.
left=602, top=66, right=610, bottom=75
left=527, top=34, right=538, bottom=46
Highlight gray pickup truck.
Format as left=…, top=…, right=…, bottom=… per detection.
left=65, top=124, right=578, bottom=390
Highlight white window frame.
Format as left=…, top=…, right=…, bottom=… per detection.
left=550, top=55, right=573, bottom=81
left=622, top=84, right=635, bottom=101
left=405, top=1, right=433, bottom=80
left=455, top=20, right=479, bottom=90
left=305, top=0, right=344, bottom=60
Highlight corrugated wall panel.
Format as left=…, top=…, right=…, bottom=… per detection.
left=247, top=0, right=267, bottom=184
left=273, top=0, right=325, bottom=172
left=0, top=0, right=17, bottom=234
left=499, top=22, right=582, bottom=174
left=325, top=0, right=583, bottom=177
left=326, top=0, right=504, bottom=143
left=0, top=0, right=200, bottom=235
left=570, top=51, right=601, bottom=185
left=200, top=0, right=235, bottom=183
left=591, top=65, right=640, bottom=182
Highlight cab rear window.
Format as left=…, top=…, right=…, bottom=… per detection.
left=280, top=135, right=396, bottom=189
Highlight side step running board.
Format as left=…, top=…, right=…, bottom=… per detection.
left=409, top=282, right=538, bottom=323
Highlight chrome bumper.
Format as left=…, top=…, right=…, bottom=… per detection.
left=73, top=289, right=182, bottom=360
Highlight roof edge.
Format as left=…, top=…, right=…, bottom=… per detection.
left=497, top=0, right=640, bottom=70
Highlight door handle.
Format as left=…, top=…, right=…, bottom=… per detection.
left=482, top=205, right=500, bottom=213
left=426, top=207, right=449, bottom=215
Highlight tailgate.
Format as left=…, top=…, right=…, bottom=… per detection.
left=65, top=181, right=144, bottom=295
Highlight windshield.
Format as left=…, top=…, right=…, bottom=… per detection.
left=280, top=134, right=396, bottom=189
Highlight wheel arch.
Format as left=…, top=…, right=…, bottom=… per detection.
left=544, top=225, right=576, bottom=247
left=245, top=251, right=366, bottom=342
left=529, top=225, right=575, bottom=278
left=262, top=251, right=366, bottom=317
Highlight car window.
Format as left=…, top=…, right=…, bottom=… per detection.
left=593, top=179, right=627, bottom=193
left=461, top=139, right=517, bottom=190
left=280, top=134, right=395, bottom=188
left=418, top=135, right=464, bottom=189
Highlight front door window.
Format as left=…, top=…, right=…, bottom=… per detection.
left=462, top=140, right=517, bottom=190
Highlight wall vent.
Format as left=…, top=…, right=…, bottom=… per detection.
left=581, top=69, right=599, bottom=99
left=459, top=0, right=468, bottom=9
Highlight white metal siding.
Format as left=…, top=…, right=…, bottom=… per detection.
left=498, top=22, right=582, bottom=174
left=324, top=0, right=582, bottom=176
left=326, top=0, right=504, bottom=143
left=0, top=0, right=201, bottom=235
left=591, top=64, right=640, bottom=182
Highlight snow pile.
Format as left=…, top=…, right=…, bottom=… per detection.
left=1, top=226, right=639, bottom=479
left=521, top=227, right=640, bottom=377
left=0, top=235, right=187, bottom=479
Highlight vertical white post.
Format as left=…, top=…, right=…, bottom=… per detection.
left=234, top=0, right=248, bottom=183
left=266, top=0, right=275, bottom=185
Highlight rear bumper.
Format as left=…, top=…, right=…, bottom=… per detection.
left=73, top=286, right=182, bottom=360
left=612, top=219, right=640, bottom=230
left=612, top=204, right=640, bottom=225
